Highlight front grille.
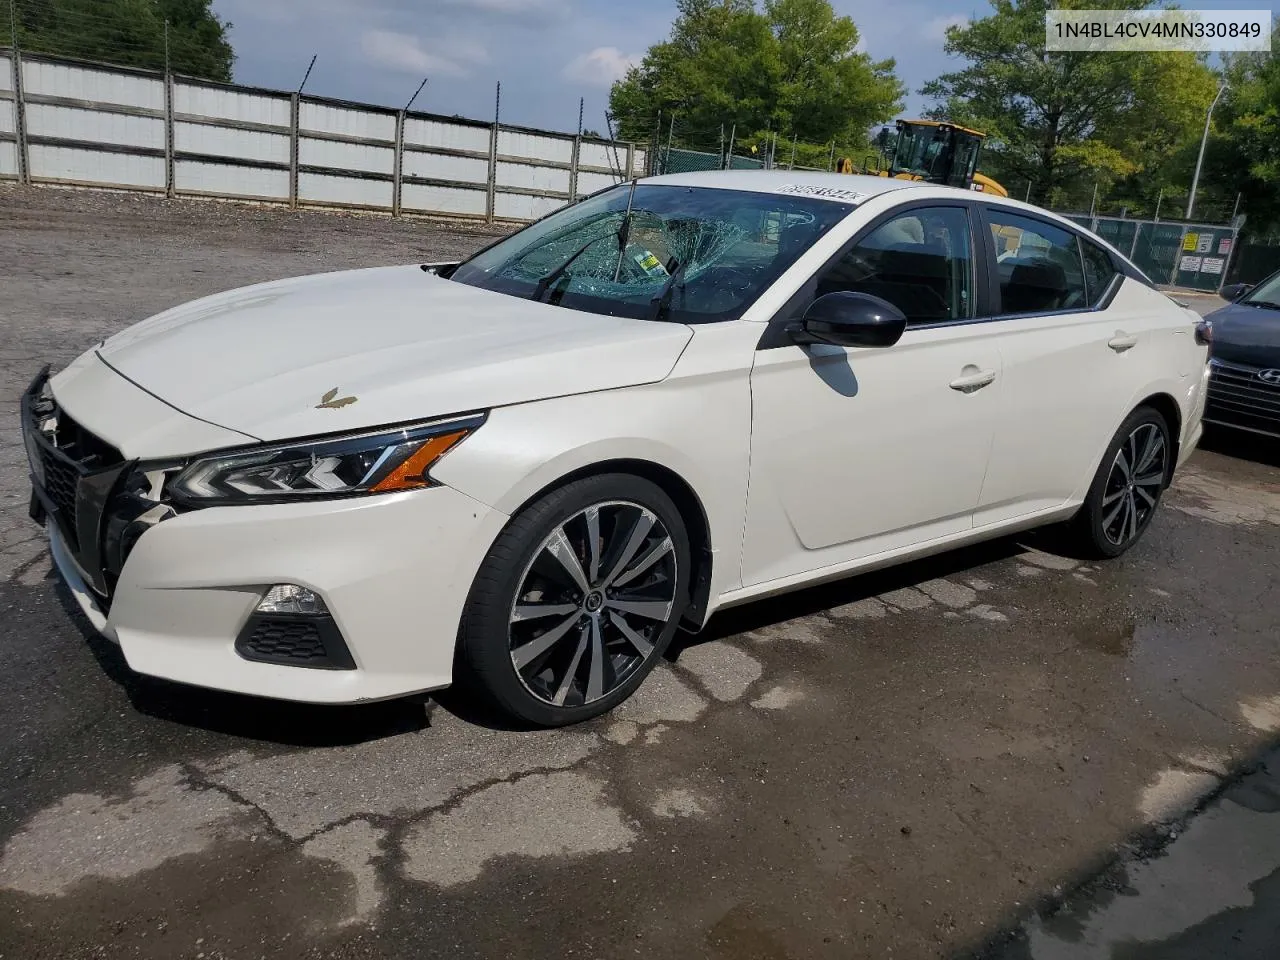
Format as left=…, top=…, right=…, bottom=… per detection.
left=1206, top=361, right=1280, bottom=435
left=23, top=368, right=136, bottom=599
left=40, top=450, right=82, bottom=542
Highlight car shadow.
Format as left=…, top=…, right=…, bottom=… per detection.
left=676, top=532, right=1035, bottom=652
left=56, top=527, right=1078, bottom=740
left=1198, top=425, right=1280, bottom=468
left=57, top=583, right=432, bottom=747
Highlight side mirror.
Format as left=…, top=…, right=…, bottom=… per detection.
left=789, top=291, right=908, bottom=348
left=1220, top=282, right=1253, bottom=302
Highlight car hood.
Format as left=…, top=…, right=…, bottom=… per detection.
left=1206, top=301, right=1280, bottom=369
left=96, top=265, right=694, bottom=442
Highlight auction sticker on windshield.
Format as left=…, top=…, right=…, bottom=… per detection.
left=776, top=184, right=867, bottom=203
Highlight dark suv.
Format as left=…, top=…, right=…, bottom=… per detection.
left=1204, top=269, right=1280, bottom=438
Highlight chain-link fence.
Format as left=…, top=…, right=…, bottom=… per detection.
left=644, top=115, right=841, bottom=177
left=1061, top=214, right=1241, bottom=292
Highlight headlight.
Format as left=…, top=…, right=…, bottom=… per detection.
left=168, top=414, right=484, bottom=504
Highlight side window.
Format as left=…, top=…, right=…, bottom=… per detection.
left=987, top=211, right=1088, bottom=315
left=1081, top=239, right=1120, bottom=306
left=812, top=207, right=973, bottom=325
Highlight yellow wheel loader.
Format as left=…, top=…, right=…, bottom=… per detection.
left=837, top=120, right=1009, bottom=198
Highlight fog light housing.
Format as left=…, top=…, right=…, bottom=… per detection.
left=237, top=585, right=355, bottom=670
left=257, top=584, right=328, bottom=616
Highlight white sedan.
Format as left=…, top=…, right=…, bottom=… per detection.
left=21, top=172, right=1210, bottom=727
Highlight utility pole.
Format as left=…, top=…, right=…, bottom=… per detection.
left=163, top=18, right=170, bottom=75
left=1187, top=81, right=1227, bottom=220
left=664, top=113, right=675, bottom=174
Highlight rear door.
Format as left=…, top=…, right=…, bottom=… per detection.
left=974, top=206, right=1145, bottom=524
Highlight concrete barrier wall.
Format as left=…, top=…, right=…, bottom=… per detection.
left=0, top=49, right=645, bottom=222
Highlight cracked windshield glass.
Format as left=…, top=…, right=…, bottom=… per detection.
left=449, top=185, right=852, bottom=324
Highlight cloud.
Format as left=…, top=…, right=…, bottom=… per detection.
left=360, top=29, right=487, bottom=77
left=925, top=14, right=968, bottom=43
left=439, top=0, right=570, bottom=22
left=562, top=46, right=641, bottom=88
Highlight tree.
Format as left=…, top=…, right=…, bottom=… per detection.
left=12, top=0, right=234, bottom=82
left=1207, top=30, right=1280, bottom=233
left=609, top=0, right=902, bottom=156
left=921, top=0, right=1217, bottom=207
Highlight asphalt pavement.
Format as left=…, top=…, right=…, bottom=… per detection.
left=2, top=186, right=1279, bottom=960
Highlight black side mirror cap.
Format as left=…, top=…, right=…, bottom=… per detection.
left=789, top=291, right=908, bottom=348
left=1221, top=282, right=1253, bottom=302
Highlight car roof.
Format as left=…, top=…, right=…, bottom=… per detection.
left=642, top=170, right=924, bottom=199
left=635, top=170, right=1149, bottom=283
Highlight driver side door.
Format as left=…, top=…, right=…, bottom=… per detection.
left=740, top=202, right=1003, bottom=587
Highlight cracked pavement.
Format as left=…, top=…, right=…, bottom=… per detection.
left=3, top=186, right=1280, bottom=959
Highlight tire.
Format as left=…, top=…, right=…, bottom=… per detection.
left=456, top=473, right=692, bottom=728
left=1069, top=406, right=1172, bottom=559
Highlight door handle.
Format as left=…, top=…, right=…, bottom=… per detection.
left=1108, top=333, right=1138, bottom=353
left=949, top=368, right=997, bottom=393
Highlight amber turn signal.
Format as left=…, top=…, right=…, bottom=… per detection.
left=369, top=430, right=470, bottom=492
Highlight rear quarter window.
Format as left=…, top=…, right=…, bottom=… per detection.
left=1081, top=239, right=1121, bottom=306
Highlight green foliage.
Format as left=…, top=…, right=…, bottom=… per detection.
left=610, top=0, right=903, bottom=160
left=11, top=0, right=234, bottom=82
left=921, top=0, right=1217, bottom=207
left=1207, top=29, right=1280, bottom=233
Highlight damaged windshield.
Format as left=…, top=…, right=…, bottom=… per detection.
left=449, top=184, right=852, bottom=324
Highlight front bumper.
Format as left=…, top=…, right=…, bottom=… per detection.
left=1203, top=358, right=1280, bottom=438
left=27, top=369, right=511, bottom=704
left=95, top=489, right=506, bottom=702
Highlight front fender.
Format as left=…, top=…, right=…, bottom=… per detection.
left=432, top=377, right=752, bottom=603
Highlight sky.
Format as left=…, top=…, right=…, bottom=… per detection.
left=208, top=0, right=1255, bottom=137
left=208, top=0, right=981, bottom=135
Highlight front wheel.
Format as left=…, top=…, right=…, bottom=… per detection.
left=1070, top=407, right=1172, bottom=559
left=456, top=474, right=691, bottom=728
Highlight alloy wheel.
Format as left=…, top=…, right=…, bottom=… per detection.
left=508, top=501, right=679, bottom=707
left=1101, top=422, right=1167, bottom=547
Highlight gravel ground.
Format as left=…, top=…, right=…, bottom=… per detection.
left=2, top=185, right=1280, bottom=960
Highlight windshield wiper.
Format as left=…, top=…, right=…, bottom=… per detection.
left=646, top=257, right=691, bottom=323
left=612, top=178, right=639, bottom=282
left=533, top=181, right=639, bottom=304
left=1246, top=300, right=1280, bottom=311
left=531, top=234, right=606, bottom=304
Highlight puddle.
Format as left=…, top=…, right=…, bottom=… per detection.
left=1068, top=607, right=1139, bottom=658
left=997, top=749, right=1280, bottom=959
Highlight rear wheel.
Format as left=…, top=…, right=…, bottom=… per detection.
left=457, top=474, right=691, bottom=728
left=1070, top=407, right=1171, bottom=558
